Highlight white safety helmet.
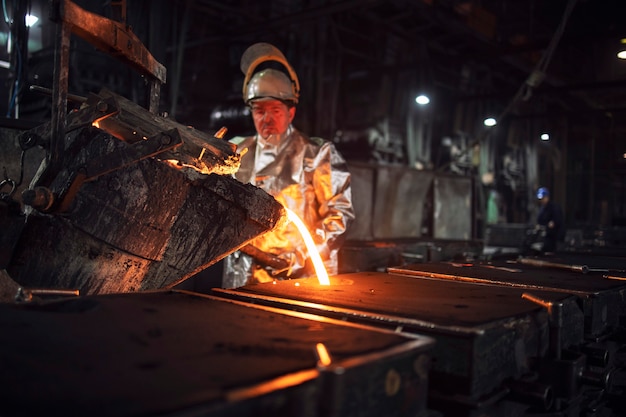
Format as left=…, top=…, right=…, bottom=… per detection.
left=240, top=42, right=300, bottom=105
left=245, top=69, right=298, bottom=104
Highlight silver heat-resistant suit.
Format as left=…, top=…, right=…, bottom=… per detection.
left=223, top=125, right=354, bottom=287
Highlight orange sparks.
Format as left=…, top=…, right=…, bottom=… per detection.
left=284, top=207, right=330, bottom=285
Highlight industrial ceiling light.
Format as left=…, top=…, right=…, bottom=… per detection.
left=415, top=94, right=430, bottom=105
left=540, top=133, right=550, bottom=141
left=617, top=38, right=626, bottom=59
left=483, top=117, right=496, bottom=127
left=25, top=14, right=39, bottom=27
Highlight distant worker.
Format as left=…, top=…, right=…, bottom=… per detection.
left=222, top=42, right=354, bottom=287
left=535, top=187, right=564, bottom=254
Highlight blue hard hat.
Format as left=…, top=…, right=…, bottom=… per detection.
left=536, top=187, right=549, bottom=199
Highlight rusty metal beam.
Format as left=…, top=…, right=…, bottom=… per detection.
left=50, top=0, right=166, bottom=114
left=57, top=0, right=166, bottom=85
left=45, top=0, right=168, bottom=180
left=49, top=1, right=71, bottom=180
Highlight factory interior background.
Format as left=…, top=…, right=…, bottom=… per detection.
left=2, top=1, right=626, bottom=417
left=4, top=0, right=626, bottom=249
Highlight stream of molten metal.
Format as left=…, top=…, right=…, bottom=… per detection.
left=284, top=207, right=330, bottom=286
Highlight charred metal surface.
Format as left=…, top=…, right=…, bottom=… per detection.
left=94, top=88, right=239, bottom=174
left=20, top=88, right=240, bottom=188
left=8, top=165, right=284, bottom=294
left=213, top=272, right=585, bottom=406
left=52, top=127, right=183, bottom=213
left=388, top=259, right=626, bottom=338
left=0, top=290, right=433, bottom=417
left=3, top=86, right=267, bottom=295
left=18, top=93, right=117, bottom=163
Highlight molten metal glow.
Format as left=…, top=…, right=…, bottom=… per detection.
left=315, top=342, right=332, bottom=366
left=284, top=207, right=330, bottom=285
left=91, top=114, right=112, bottom=129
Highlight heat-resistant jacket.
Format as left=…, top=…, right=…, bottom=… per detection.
left=222, top=126, right=354, bottom=288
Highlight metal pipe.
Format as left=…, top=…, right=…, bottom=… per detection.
left=29, top=85, right=86, bottom=104
left=15, top=287, right=80, bottom=302
left=518, top=257, right=588, bottom=274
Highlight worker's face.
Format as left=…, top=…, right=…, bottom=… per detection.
left=250, top=99, right=295, bottom=139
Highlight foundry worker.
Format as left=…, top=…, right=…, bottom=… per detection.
left=222, top=43, right=354, bottom=287
left=535, top=187, right=564, bottom=254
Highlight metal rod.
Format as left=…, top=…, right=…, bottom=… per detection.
left=29, top=85, right=86, bottom=103
left=517, top=257, right=588, bottom=274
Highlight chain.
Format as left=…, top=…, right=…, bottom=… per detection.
left=1, top=150, right=26, bottom=197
